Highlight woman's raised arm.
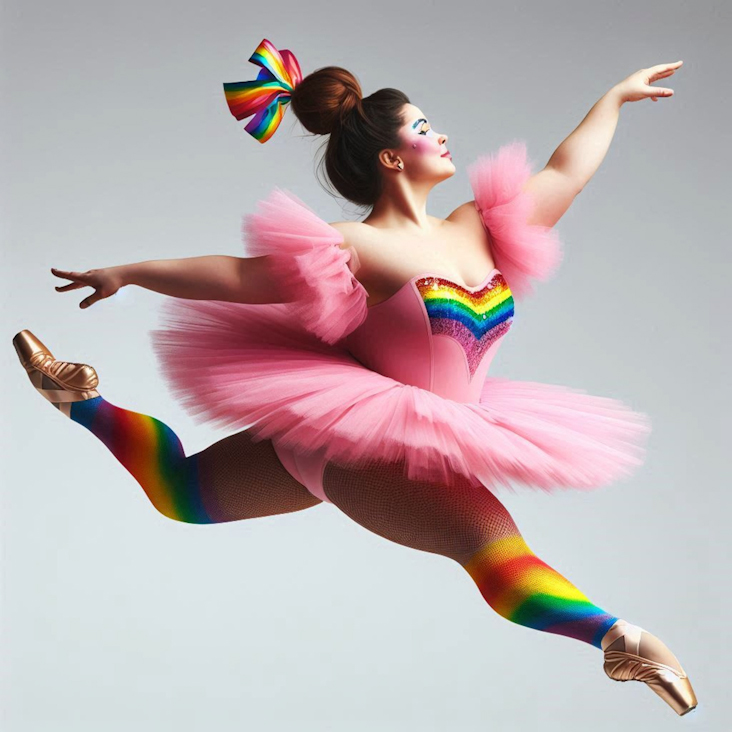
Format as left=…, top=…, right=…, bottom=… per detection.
left=51, top=254, right=288, bottom=309
left=521, top=61, right=683, bottom=228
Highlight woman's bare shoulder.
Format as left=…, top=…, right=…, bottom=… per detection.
left=326, top=221, right=394, bottom=284
left=328, top=220, right=381, bottom=253
left=445, top=200, right=485, bottom=232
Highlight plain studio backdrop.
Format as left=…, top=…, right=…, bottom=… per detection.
left=1, top=1, right=729, bottom=730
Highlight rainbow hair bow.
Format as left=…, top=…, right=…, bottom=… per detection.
left=223, top=38, right=303, bottom=144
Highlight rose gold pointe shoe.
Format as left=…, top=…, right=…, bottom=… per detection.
left=601, top=619, right=698, bottom=716
left=12, top=329, right=100, bottom=416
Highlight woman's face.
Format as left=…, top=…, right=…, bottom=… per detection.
left=394, top=103, right=455, bottom=183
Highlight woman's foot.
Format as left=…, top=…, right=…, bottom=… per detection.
left=601, top=619, right=698, bottom=715
left=13, top=329, right=99, bottom=416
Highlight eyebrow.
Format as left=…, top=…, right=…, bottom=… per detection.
left=411, top=117, right=428, bottom=129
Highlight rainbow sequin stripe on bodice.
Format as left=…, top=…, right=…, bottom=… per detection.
left=415, top=271, right=515, bottom=377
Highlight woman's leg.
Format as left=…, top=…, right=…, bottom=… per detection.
left=321, top=459, right=617, bottom=649
left=69, top=395, right=321, bottom=523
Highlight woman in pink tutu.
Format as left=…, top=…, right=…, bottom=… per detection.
left=13, top=39, right=696, bottom=715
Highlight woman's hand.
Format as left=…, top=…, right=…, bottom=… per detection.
left=614, top=61, right=683, bottom=104
left=51, top=267, right=124, bottom=309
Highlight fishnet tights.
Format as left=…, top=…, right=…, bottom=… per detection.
left=66, top=389, right=666, bottom=657
left=69, top=396, right=640, bottom=647
left=321, top=459, right=521, bottom=565
left=68, top=393, right=322, bottom=523
left=66, top=389, right=681, bottom=661
left=321, top=458, right=622, bottom=649
left=192, top=431, right=323, bottom=521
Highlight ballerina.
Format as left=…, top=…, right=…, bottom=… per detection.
left=13, top=38, right=696, bottom=715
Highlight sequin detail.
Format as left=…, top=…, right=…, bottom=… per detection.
left=416, top=272, right=515, bottom=377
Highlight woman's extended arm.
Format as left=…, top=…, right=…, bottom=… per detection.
left=522, top=61, right=683, bottom=228
left=518, top=89, right=623, bottom=229
left=539, top=87, right=625, bottom=192
left=51, top=254, right=287, bottom=309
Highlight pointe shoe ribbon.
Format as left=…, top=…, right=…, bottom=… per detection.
left=601, top=620, right=698, bottom=716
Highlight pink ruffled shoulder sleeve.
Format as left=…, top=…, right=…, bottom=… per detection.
left=242, top=187, right=368, bottom=345
left=466, top=140, right=564, bottom=300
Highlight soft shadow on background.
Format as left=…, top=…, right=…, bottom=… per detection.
left=2, top=1, right=729, bottom=730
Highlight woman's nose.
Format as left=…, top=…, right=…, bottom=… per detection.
left=439, top=133, right=448, bottom=146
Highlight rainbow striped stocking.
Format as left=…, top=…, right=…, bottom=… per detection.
left=69, top=395, right=212, bottom=523
left=462, top=534, right=618, bottom=648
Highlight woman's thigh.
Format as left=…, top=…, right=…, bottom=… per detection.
left=321, top=459, right=520, bottom=565
left=193, top=429, right=323, bottom=522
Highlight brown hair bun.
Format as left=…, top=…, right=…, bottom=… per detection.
left=291, top=66, right=363, bottom=136
left=291, top=65, right=410, bottom=208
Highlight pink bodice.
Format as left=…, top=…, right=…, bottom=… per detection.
left=344, top=269, right=515, bottom=403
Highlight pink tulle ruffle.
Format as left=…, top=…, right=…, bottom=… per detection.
left=468, top=140, right=563, bottom=301
left=242, top=187, right=368, bottom=345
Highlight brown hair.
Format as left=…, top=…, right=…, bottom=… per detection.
left=290, top=66, right=410, bottom=209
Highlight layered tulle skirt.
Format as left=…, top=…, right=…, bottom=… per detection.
left=150, top=296, right=651, bottom=495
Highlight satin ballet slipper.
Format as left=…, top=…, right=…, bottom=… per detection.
left=13, top=329, right=100, bottom=416
left=601, top=619, right=698, bottom=716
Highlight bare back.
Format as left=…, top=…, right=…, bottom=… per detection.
left=332, top=204, right=495, bottom=309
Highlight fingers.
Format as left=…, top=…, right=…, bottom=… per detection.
left=55, top=282, right=85, bottom=292
left=52, top=267, right=88, bottom=292
left=647, top=61, right=683, bottom=82
left=652, top=68, right=678, bottom=80
left=645, top=85, right=674, bottom=98
left=648, top=60, right=683, bottom=74
left=51, top=268, right=98, bottom=307
left=51, top=267, right=89, bottom=282
left=80, top=294, right=101, bottom=309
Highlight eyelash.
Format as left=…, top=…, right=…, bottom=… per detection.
left=419, top=125, right=430, bottom=135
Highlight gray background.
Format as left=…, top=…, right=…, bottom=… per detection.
left=2, top=1, right=729, bottom=730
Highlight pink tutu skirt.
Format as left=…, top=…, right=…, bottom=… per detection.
left=149, top=141, right=652, bottom=497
